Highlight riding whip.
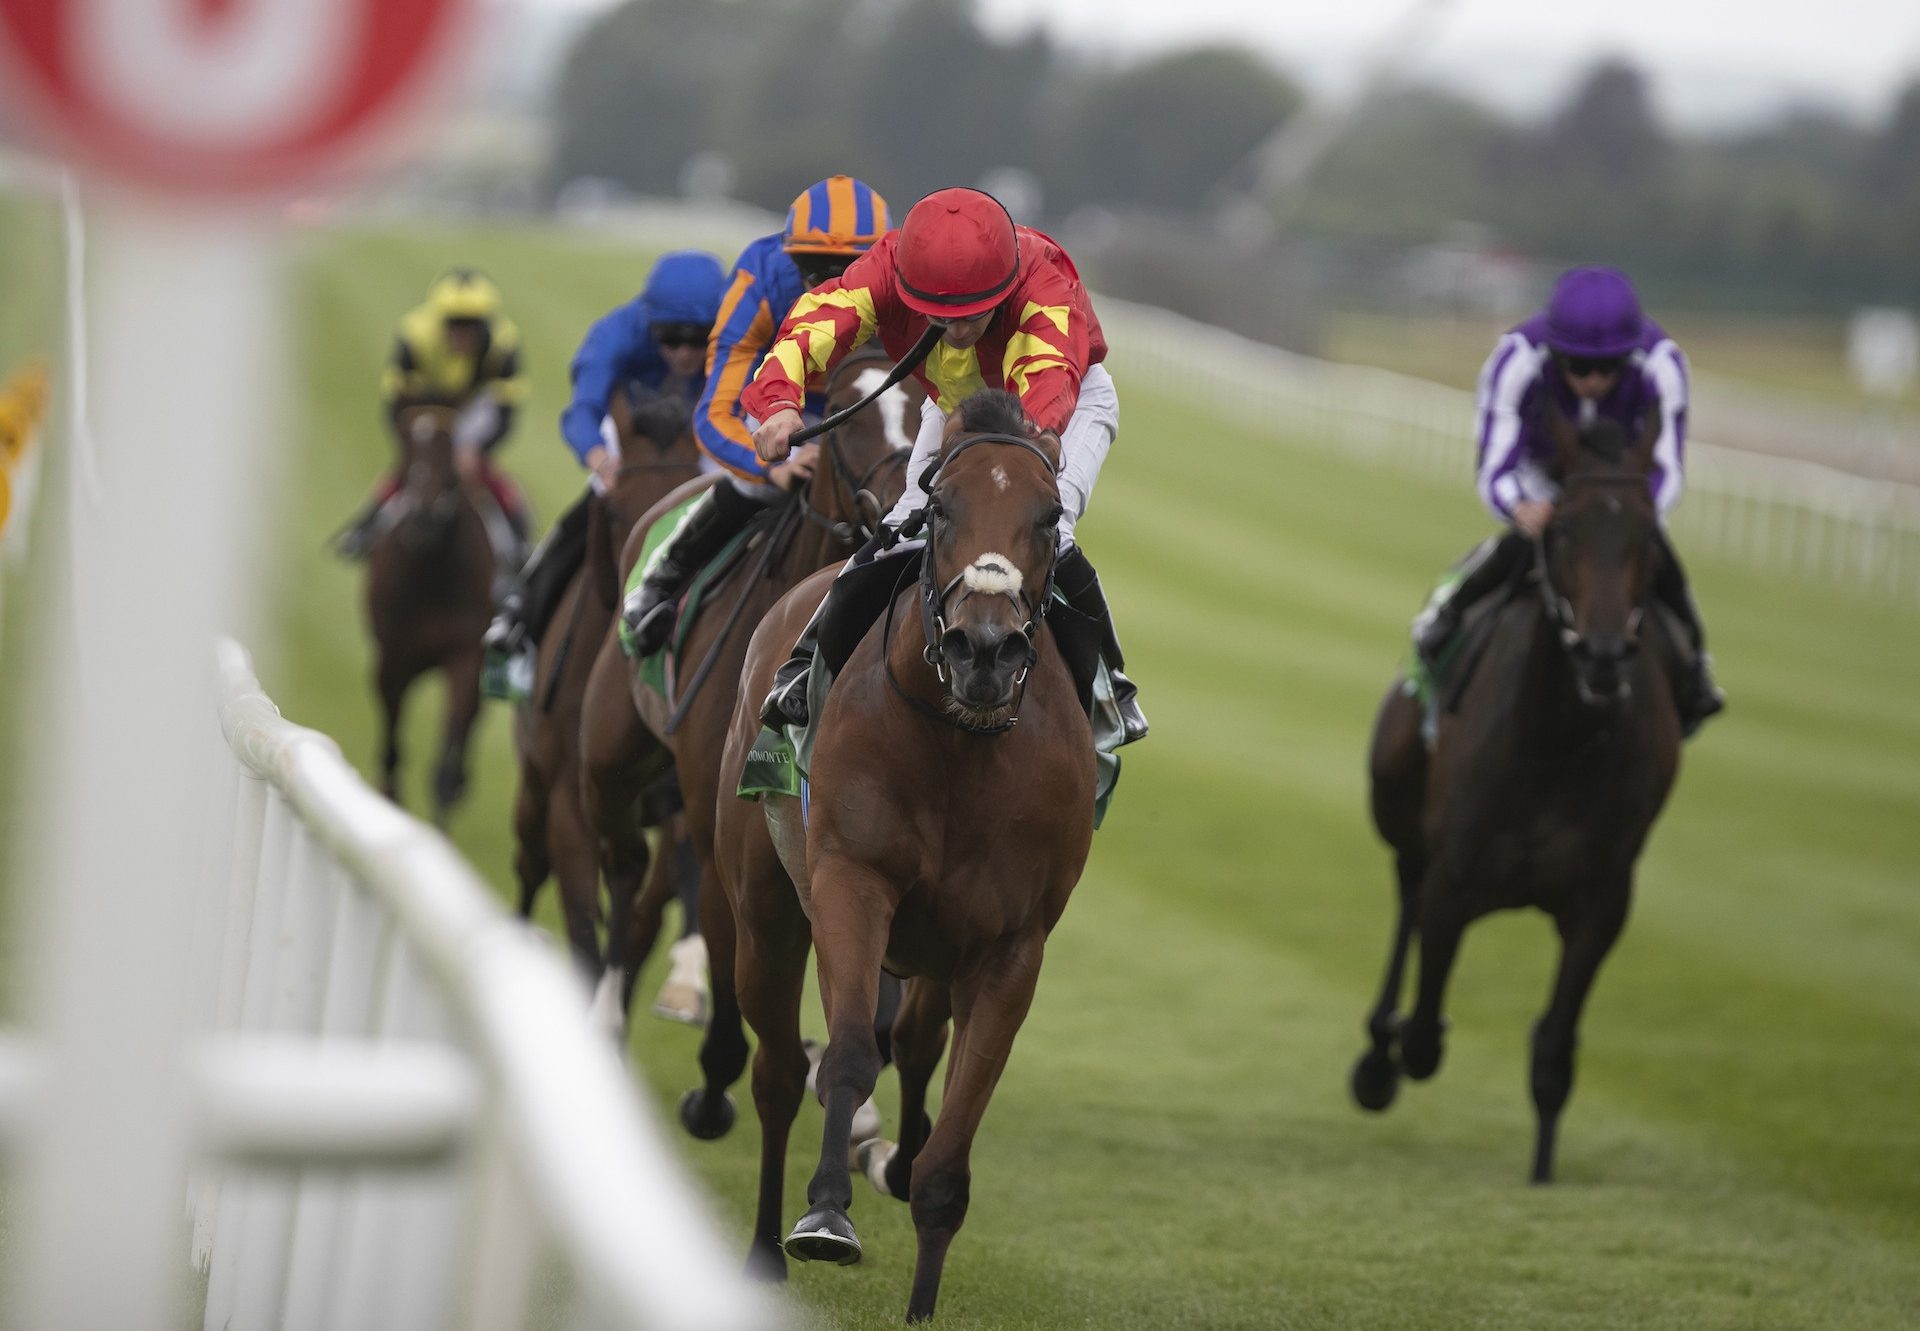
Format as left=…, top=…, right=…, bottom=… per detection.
left=786, top=322, right=942, bottom=448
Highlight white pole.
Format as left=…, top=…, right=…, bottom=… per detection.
left=15, top=204, right=281, bottom=1331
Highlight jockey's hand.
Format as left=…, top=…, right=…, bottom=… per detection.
left=770, top=441, right=820, bottom=492
left=585, top=445, right=620, bottom=491
left=753, top=408, right=806, bottom=465
left=1513, top=500, right=1555, bottom=538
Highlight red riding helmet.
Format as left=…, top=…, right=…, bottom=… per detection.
left=894, top=188, right=1020, bottom=320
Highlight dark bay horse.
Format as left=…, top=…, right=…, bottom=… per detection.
left=1354, top=407, right=1684, bottom=1183
left=365, top=405, right=494, bottom=824
left=715, top=390, right=1094, bottom=1321
left=579, top=348, right=923, bottom=1037
left=509, top=394, right=703, bottom=982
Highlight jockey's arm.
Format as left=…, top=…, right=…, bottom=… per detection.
left=1642, top=344, right=1690, bottom=516
left=559, top=304, right=646, bottom=467
left=741, top=258, right=883, bottom=460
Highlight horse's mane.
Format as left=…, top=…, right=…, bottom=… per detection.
left=955, top=389, right=1029, bottom=437
left=630, top=396, right=691, bottom=450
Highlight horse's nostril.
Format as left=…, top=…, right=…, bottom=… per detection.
left=941, top=628, right=975, bottom=669
left=995, top=633, right=1031, bottom=671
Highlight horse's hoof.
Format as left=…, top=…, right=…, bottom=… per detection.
left=1398, top=1021, right=1446, bottom=1081
left=651, top=981, right=708, bottom=1027
left=784, top=1208, right=861, bottom=1265
left=588, top=972, right=627, bottom=1045
left=653, top=936, right=709, bottom=1026
left=678, top=1088, right=736, bottom=1141
left=856, top=1138, right=902, bottom=1199
left=1350, top=1049, right=1401, bottom=1112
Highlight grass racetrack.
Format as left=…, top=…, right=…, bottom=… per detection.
left=267, top=220, right=1920, bottom=1330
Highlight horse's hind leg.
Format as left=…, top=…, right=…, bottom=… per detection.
left=1351, top=850, right=1422, bottom=1112
left=901, top=930, right=1043, bottom=1324
left=862, top=978, right=951, bottom=1204
left=432, top=649, right=483, bottom=827
left=510, top=764, right=550, bottom=919
left=1529, top=886, right=1629, bottom=1183
left=648, top=819, right=710, bottom=1025
left=547, top=782, right=606, bottom=991
left=1398, top=882, right=1467, bottom=1082
left=607, top=814, right=676, bottom=1019
left=679, top=860, right=747, bottom=1142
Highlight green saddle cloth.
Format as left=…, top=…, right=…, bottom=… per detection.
left=618, top=493, right=760, bottom=698
left=736, top=591, right=1126, bottom=829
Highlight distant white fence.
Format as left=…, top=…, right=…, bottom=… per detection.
left=186, top=640, right=775, bottom=1331
left=1102, top=300, right=1920, bottom=606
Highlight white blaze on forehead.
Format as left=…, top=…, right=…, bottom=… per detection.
left=991, top=464, right=1009, bottom=493
left=855, top=367, right=914, bottom=452
left=962, top=552, right=1023, bottom=596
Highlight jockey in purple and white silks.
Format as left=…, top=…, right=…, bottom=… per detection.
left=1412, top=265, right=1724, bottom=736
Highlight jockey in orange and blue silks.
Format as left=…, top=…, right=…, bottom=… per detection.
left=481, top=249, right=728, bottom=672
left=738, top=186, right=1146, bottom=742
left=620, top=176, right=893, bottom=659
left=1412, top=265, right=1723, bottom=736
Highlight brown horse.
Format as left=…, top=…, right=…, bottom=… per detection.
left=1354, top=407, right=1684, bottom=1183
left=364, top=405, right=495, bottom=824
left=714, top=389, right=1094, bottom=1321
left=579, top=347, right=924, bottom=1036
left=509, top=394, right=703, bottom=980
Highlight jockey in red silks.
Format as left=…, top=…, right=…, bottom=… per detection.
left=1413, top=265, right=1724, bottom=736
left=334, top=269, right=532, bottom=561
left=740, top=185, right=1145, bottom=742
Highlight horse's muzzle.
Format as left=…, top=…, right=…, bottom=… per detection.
left=941, top=623, right=1031, bottom=710
left=1569, top=632, right=1636, bottom=705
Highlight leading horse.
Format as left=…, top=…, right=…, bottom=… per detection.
left=1353, top=406, right=1684, bottom=1182
left=715, top=389, right=1094, bottom=1321
left=364, top=404, right=494, bottom=824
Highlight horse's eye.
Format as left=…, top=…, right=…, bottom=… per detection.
left=1042, top=504, right=1063, bottom=528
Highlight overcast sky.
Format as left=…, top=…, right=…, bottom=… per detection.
left=530, top=0, right=1920, bottom=128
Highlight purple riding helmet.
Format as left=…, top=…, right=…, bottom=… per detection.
left=1542, top=266, right=1649, bottom=359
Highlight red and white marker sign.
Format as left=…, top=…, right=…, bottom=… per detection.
left=0, top=0, right=471, bottom=195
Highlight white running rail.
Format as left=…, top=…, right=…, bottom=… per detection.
left=184, top=638, right=779, bottom=1331
left=1100, top=299, right=1920, bottom=607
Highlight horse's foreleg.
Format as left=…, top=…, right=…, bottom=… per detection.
left=510, top=766, right=550, bottom=919
left=1351, top=850, right=1423, bottom=1112
left=1529, top=887, right=1630, bottom=1184
left=547, top=783, right=607, bottom=998
left=374, top=655, right=412, bottom=805
left=902, top=930, right=1044, bottom=1324
left=732, top=855, right=814, bottom=1281
left=865, top=978, right=951, bottom=1204
left=1398, top=884, right=1467, bottom=1082
left=608, top=817, right=675, bottom=1018
left=648, top=821, right=709, bottom=1024
left=785, top=856, right=897, bottom=1267
left=680, top=860, right=745, bottom=1141
left=432, top=649, right=483, bottom=827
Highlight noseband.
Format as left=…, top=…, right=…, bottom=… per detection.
left=897, top=431, right=1061, bottom=734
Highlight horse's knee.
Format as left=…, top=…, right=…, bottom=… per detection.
left=908, top=1158, right=970, bottom=1238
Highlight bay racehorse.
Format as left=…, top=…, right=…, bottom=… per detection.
left=578, top=347, right=923, bottom=1037
left=1354, top=406, right=1683, bottom=1182
left=509, top=394, right=703, bottom=981
left=715, top=390, right=1094, bottom=1321
left=364, top=404, right=494, bottom=825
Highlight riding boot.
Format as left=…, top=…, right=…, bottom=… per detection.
left=1411, top=529, right=1530, bottom=667
left=1652, top=535, right=1726, bottom=738
left=1054, top=544, right=1148, bottom=744
left=484, top=491, right=592, bottom=657
left=761, top=597, right=829, bottom=730
left=621, top=480, right=770, bottom=657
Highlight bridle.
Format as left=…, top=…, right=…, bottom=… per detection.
left=885, top=430, right=1061, bottom=735
left=796, top=350, right=912, bottom=547
left=1533, top=470, right=1652, bottom=658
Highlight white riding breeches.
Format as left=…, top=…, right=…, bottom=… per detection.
left=882, top=363, right=1119, bottom=550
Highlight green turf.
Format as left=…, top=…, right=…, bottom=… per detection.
left=267, top=221, right=1920, bottom=1329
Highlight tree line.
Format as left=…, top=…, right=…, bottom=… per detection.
left=551, top=0, right=1920, bottom=312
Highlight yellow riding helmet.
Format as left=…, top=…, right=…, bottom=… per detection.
left=425, top=268, right=503, bottom=322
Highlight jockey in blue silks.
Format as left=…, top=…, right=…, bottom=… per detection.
left=1411, top=265, right=1725, bottom=736
left=483, top=248, right=727, bottom=662
left=620, top=175, right=891, bottom=656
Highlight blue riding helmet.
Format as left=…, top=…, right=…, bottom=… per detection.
left=641, top=249, right=728, bottom=329
left=1543, top=266, right=1649, bottom=359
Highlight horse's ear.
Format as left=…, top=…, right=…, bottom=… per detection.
left=1034, top=424, right=1063, bottom=472
left=1628, top=407, right=1661, bottom=474
left=1541, top=400, right=1582, bottom=477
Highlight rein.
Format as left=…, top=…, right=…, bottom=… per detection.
left=1532, top=471, right=1654, bottom=659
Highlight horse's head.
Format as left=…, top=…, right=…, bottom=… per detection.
left=606, top=395, right=700, bottom=510
left=917, top=390, right=1062, bottom=725
left=1539, top=406, right=1665, bottom=705
left=811, top=350, right=920, bottom=541
left=394, top=405, right=463, bottom=543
